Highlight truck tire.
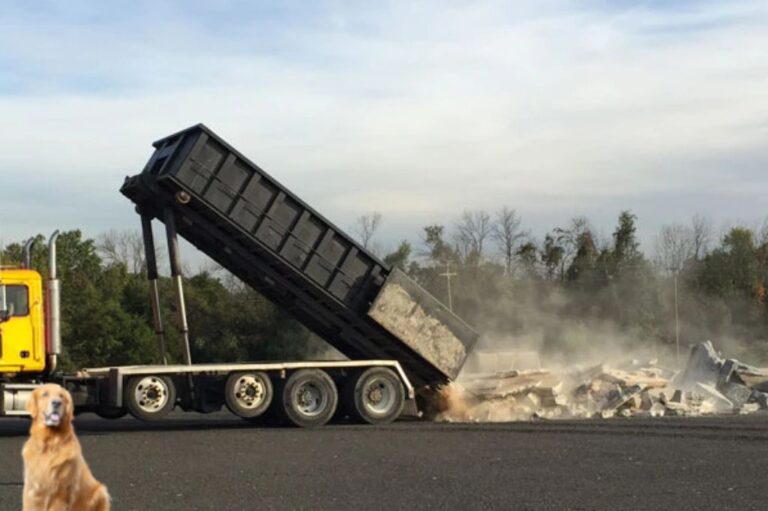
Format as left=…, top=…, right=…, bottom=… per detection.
left=124, top=375, right=176, bottom=421
left=281, top=369, right=338, bottom=428
left=225, top=371, right=273, bottom=419
left=348, top=367, right=405, bottom=424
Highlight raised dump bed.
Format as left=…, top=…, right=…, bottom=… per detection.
left=121, top=124, right=477, bottom=387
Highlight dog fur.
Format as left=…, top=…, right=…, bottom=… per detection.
left=22, top=384, right=110, bottom=511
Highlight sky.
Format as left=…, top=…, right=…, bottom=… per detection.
left=1, top=0, right=767, bottom=262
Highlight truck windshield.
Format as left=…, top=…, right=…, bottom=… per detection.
left=4, top=285, right=29, bottom=317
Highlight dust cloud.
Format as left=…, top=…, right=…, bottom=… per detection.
left=433, top=283, right=768, bottom=423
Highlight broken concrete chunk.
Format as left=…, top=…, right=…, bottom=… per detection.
left=493, top=377, right=543, bottom=399
left=640, top=391, right=654, bottom=411
left=442, top=340, right=763, bottom=423
left=531, top=384, right=565, bottom=408
left=698, top=400, right=716, bottom=415
left=718, top=359, right=738, bottom=388
left=521, top=392, right=541, bottom=410
left=600, top=368, right=669, bottom=389
left=736, top=367, right=768, bottom=389
left=695, top=383, right=734, bottom=413
left=650, top=402, right=665, bottom=417
left=739, top=403, right=760, bottom=414
left=533, top=407, right=563, bottom=420
left=602, top=384, right=647, bottom=413
left=664, top=401, right=692, bottom=416
left=720, top=382, right=753, bottom=408
left=749, top=390, right=768, bottom=409
left=678, top=341, right=724, bottom=390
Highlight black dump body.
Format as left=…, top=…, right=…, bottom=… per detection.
left=121, top=124, right=477, bottom=388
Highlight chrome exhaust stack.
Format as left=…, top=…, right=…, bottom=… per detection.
left=46, top=231, right=61, bottom=374
left=22, top=238, right=36, bottom=269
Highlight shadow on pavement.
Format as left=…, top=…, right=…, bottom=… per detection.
left=0, top=413, right=274, bottom=437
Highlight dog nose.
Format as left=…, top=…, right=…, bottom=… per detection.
left=51, top=399, right=63, bottom=409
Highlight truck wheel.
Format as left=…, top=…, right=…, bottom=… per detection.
left=282, top=369, right=338, bottom=428
left=124, top=375, right=176, bottom=421
left=95, top=406, right=127, bottom=420
left=349, top=367, right=405, bottom=424
left=225, top=371, right=273, bottom=419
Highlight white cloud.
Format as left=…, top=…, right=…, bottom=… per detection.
left=0, top=0, right=766, bottom=253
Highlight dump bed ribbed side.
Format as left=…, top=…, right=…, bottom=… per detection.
left=121, top=124, right=477, bottom=386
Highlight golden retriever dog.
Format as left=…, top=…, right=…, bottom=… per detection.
left=22, top=384, right=110, bottom=511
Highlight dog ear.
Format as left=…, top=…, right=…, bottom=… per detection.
left=27, top=389, right=38, bottom=420
left=63, top=390, right=74, bottom=425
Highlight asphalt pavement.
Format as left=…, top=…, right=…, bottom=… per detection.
left=1, top=412, right=766, bottom=510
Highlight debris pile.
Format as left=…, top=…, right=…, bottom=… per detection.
left=436, top=341, right=768, bottom=422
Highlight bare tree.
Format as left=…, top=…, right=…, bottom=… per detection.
left=97, top=230, right=150, bottom=274
left=490, top=207, right=525, bottom=275
left=691, top=213, right=712, bottom=260
left=454, top=210, right=492, bottom=262
left=354, top=212, right=383, bottom=250
left=654, top=223, right=695, bottom=274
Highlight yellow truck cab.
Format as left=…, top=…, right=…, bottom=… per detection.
left=0, top=268, right=46, bottom=374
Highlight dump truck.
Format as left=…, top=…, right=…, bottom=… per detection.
left=0, top=124, right=477, bottom=427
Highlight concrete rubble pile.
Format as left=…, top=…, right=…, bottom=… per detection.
left=437, top=341, right=768, bottom=422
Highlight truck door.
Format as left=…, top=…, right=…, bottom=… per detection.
left=0, top=279, right=45, bottom=373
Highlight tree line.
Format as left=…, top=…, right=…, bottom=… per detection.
left=3, top=208, right=767, bottom=371
left=362, top=209, right=768, bottom=365
left=1, top=231, right=327, bottom=371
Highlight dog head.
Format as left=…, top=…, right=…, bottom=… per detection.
left=28, top=384, right=73, bottom=429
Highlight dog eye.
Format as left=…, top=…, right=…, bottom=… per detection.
left=42, top=391, right=49, bottom=398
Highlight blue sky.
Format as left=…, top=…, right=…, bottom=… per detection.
left=1, top=0, right=767, bottom=262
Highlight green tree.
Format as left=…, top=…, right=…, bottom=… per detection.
left=613, top=211, right=641, bottom=263
left=566, top=230, right=598, bottom=284
left=516, top=241, right=538, bottom=278
left=384, top=241, right=412, bottom=271
left=423, top=225, right=454, bottom=264
left=699, top=227, right=758, bottom=298
left=541, top=234, right=564, bottom=280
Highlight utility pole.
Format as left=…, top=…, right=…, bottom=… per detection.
left=674, top=271, right=680, bottom=368
left=440, top=261, right=457, bottom=311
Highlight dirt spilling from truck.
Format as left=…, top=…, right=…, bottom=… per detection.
left=435, top=341, right=768, bottom=422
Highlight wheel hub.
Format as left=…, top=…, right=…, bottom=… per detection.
left=368, top=386, right=384, bottom=404
left=234, top=375, right=266, bottom=409
left=362, top=377, right=396, bottom=415
left=135, top=377, right=169, bottom=412
left=299, top=388, right=317, bottom=407
left=296, top=383, right=326, bottom=416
